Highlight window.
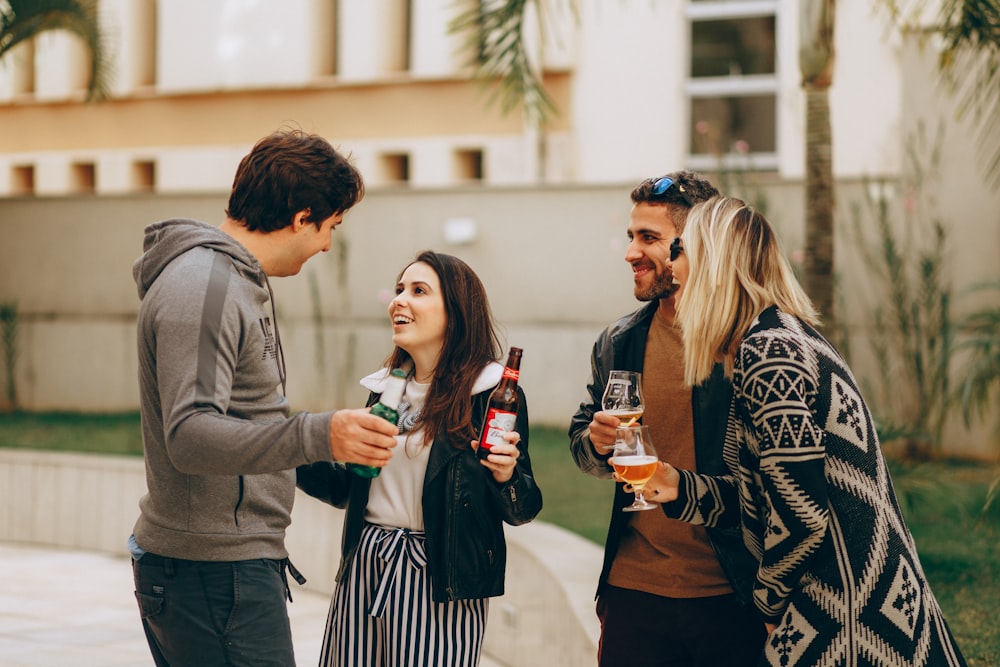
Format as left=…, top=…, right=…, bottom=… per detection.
left=11, top=165, right=35, bottom=195
left=70, top=162, right=96, bottom=194
left=132, top=160, right=156, bottom=192
left=378, top=153, right=410, bottom=184
left=687, top=1, right=778, bottom=170
left=453, top=149, right=484, bottom=182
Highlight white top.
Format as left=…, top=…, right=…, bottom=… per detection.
left=359, top=362, right=505, bottom=530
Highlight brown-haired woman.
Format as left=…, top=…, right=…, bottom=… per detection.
left=297, top=250, right=543, bottom=667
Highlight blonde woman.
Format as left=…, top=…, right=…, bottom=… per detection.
left=642, top=197, right=967, bottom=666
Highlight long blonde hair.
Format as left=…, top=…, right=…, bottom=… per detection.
left=676, top=197, right=820, bottom=385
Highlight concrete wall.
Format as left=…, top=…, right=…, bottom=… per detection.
left=0, top=449, right=602, bottom=666
left=1, top=178, right=997, bottom=458
left=0, top=182, right=812, bottom=422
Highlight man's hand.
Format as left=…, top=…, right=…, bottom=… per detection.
left=588, top=411, right=623, bottom=454
left=328, top=409, right=398, bottom=468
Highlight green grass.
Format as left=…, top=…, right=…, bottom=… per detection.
left=0, top=410, right=143, bottom=456
left=529, top=425, right=614, bottom=545
left=1, top=414, right=998, bottom=665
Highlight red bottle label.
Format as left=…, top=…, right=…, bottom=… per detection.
left=502, top=367, right=519, bottom=381
left=479, top=407, right=517, bottom=451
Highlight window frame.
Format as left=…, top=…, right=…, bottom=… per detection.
left=685, top=0, right=781, bottom=172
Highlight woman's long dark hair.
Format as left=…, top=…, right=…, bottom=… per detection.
left=384, top=250, right=503, bottom=446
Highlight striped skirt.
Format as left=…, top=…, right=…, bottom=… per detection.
left=319, top=522, right=490, bottom=667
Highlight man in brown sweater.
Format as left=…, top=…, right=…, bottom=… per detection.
left=568, top=172, right=766, bottom=666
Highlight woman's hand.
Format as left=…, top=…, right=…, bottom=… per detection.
left=475, top=431, right=521, bottom=484
left=617, top=461, right=680, bottom=504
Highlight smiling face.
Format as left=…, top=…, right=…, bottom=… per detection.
left=388, top=261, right=447, bottom=368
left=625, top=202, right=680, bottom=302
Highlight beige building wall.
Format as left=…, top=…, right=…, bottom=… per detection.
left=0, top=2, right=996, bottom=457
left=1, top=174, right=996, bottom=458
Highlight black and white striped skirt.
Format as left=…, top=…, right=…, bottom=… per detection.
left=319, top=522, right=489, bottom=667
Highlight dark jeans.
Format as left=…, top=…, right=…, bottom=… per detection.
left=132, top=553, right=295, bottom=667
left=597, top=585, right=767, bottom=667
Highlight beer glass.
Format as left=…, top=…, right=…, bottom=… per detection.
left=601, top=370, right=644, bottom=426
left=610, top=425, right=659, bottom=512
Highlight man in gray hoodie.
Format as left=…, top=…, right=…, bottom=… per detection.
left=130, top=129, right=398, bottom=667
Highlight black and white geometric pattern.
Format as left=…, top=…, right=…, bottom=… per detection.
left=666, top=307, right=967, bottom=666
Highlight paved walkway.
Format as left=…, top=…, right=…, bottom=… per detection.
left=0, top=543, right=500, bottom=667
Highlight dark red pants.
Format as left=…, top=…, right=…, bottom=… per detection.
left=597, top=585, right=766, bottom=667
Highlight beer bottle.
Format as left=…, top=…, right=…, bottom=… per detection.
left=477, top=347, right=523, bottom=460
left=348, top=368, right=407, bottom=478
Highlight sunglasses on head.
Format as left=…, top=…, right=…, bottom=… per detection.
left=669, top=237, right=684, bottom=262
left=650, top=176, right=693, bottom=207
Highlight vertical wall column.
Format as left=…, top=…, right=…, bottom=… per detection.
left=336, top=0, right=410, bottom=81
left=409, top=0, right=466, bottom=77
left=34, top=32, right=89, bottom=100
left=104, top=0, right=158, bottom=96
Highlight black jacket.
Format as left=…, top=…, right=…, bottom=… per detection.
left=297, top=385, right=542, bottom=602
left=568, top=301, right=757, bottom=605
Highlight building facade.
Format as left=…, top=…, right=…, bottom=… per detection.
left=0, top=0, right=909, bottom=193
left=1, top=0, right=997, bottom=456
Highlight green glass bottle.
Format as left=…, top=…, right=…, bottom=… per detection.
left=347, top=368, right=407, bottom=478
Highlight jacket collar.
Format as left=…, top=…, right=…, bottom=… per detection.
left=360, top=361, right=504, bottom=394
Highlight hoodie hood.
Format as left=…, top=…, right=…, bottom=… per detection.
left=132, top=219, right=265, bottom=298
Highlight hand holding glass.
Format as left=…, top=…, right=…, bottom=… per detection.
left=610, top=425, right=659, bottom=512
left=602, top=370, right=644, bottom=426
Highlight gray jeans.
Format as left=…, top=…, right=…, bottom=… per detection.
left=133, top=553, right=295, bottom=667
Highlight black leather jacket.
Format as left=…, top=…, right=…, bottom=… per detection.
left=297, top=386, right=542, bottom=602
left=568, top=301, right=757, bottom=605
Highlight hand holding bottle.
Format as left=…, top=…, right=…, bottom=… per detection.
left=328, top=408, right=398, bottom=469
left=475, top=431, right=521, bottom=483
left=347, top=369, right=407, bottom=478
left=477, top=347, right=522, bottom=460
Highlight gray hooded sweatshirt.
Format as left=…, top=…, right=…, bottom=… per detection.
left=131, top=219, right=332, bottom=561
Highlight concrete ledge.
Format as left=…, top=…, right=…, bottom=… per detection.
left=0, top=449, right=601, bottom=665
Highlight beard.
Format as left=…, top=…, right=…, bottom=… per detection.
left=633, top=267, right=677, bottom=302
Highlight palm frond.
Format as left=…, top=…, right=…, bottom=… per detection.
left=936, top=0, right=1000, bottom=184
left=0, top=0, right=112, bottom=101
left=449, top=0, right=560, bottom=124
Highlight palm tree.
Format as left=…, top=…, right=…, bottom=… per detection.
left=0, top=0, right=111, bottom=102
left=458, top=1, right=842, bottom=331
left=449, top=0, right=558, bottom=126
left=937, top=0, right=1000, bottom=183
left=450, top=0, right=561, bottom=182
left=879, top=0, right=1000, bottom=183
left=799, top=0, right=837, bottom=332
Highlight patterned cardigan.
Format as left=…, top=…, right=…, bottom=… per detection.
left=662, top=306, right=966, bottom=667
